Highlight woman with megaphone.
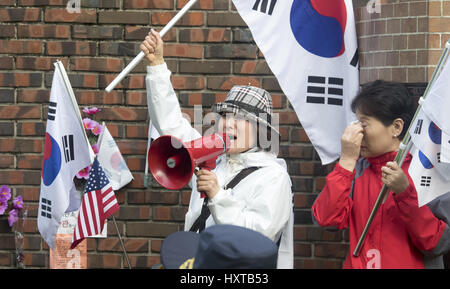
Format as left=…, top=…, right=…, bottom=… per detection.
left=141, top=29, right=293, bottom=269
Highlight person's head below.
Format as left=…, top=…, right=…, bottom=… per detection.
left=159, top=224, right=279, bottom=269
left=351, top=80, right=415, bottom=158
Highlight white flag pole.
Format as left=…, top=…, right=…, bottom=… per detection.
left=105, top=0, right=199, bottom=93
left=97, top=121, right=131, bottom=268
left=353, top=40, right=450, bottom=257
left=144, top=121, right=152, bottom=188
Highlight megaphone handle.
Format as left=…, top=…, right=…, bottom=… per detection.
left=198, top=166, right=210, bottom=199
left=197, top=158, right=217, bottom=198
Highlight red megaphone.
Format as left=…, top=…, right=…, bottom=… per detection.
left=148, top=133, right=230, bottom=198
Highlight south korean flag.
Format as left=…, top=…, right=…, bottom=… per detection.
left=409, top=110, right=450, bottom=206
left=409, top=110, right=450, bottom=181
left=38, top=61, right=95, bottom=249
left=232, top=0, right=359, bottom=164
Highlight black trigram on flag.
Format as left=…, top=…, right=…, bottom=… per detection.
left=62, top=134, right=74, bottom=162
left=48, top=101, right=57, bottom=121
left=253, top=0, right=277, bottom=15
left=420, top=176, right=431, bottom=187
left=41, top=198, right=52, bottom=219
left=306, top=76, right=344, bottom=106
left=350, top=49, right=359, bottom=67
left=414, top=119, right=424, bottom=134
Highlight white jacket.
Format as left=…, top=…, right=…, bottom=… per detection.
left=145, top=63, right=294, bottom=269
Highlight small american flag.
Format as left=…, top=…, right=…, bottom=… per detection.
left=71, top=158, right=119, bottom=249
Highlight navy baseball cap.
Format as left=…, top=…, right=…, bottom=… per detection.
left=160, top=224, right=278, bottom=269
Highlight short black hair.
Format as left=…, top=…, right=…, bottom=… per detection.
left=351, top=80, right=414, bottom=139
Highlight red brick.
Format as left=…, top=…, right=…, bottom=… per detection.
left=278, top=111, right=300, bottom=125
left=17, top=155, right=42, bottom=169
left=72, top=25, right=123, bottom=40
left=0, top=155, right=14, bottom=168
left=179, top=60, right=230, bottom=74
left=0, top=8, right=41, bottom=22
left=0, top=73, right=42, bottom=87
left=179, top=28, right=231, bottom=43
left=124, top=0, right=174, bottom=9
left=151, top=12, right=204, bottom=26
left=0, top=57, right=14, bottom=70
left=71, top=57, right=123, bottom=72
left=233, top=60, right=271, bottom=75
left=123, top=239, right=149, bottom=253
left=127, top=222, right=178, bottom=237
left=98, top=107, right=148, bottom=122
left=16, top=56, right=68, bottom=71
left=118, top=206, right=151, bottom=220
left=75, top=90, right=123, bottom=105
left=44, top=8, right=96, bottom=23
left=445, top=1, right=450, bottom=16
left=314, top=243, right=349, bottom=258
left=164, top=43, right=204, bottom=59
left=122, top=75, right=146, bottom=89
left=17, top=122, right=45, bottom=136
left=0, top=170, right=41, bottom=184
left=46, top=41, right=96, bottom=56
left=98, top=11, right=150, bottom=25
left=429, top=1, right=442, bottom=16
left=0, top=40, right=42, bottom=54
left=429, top=18, right=450, bottom=33
left=18, top=0, right=62, bottom=5
left=177, top=0, right=228, bottom=10
left=291, top=128, right=310, bottom=143
left=88, top=254, right=122, bottom=269
left=294, top=243, right=312, bottom=257
left=296, top=259, right=342, bottom=269
left=171, top=76, right=205, bottom=90
left=207, top=12, right=246, bottom=27
left=125, top=91, right=146, bottom=106
left=17, top=24, right=70, bottom=38
left=0, top=105, right=41, bottom=119
left=0, top=24, right=15, bottom=37
left=125, top=156, right=145, bottom=171
left=129, top=255, right=161, bottom=268
left=0, top=0, right=15, bottom=5
left=206, top=76, right=259, bottom=90
left=17, top=89, right=50, bottom=103
left=408, top=67, right=426, bottom=82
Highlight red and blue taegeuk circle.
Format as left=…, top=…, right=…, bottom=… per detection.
left=428, top=121, right=442, bottom=145
left=290, top=0, right=347, bottom=58
left=418, top=150, right=434, bottom=169
left=42, top=132, right=62, bottom=186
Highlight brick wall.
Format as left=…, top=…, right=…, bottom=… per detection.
left=355, top=0, right=450, bottom=83
left=0, top=0, right=449, bottom=269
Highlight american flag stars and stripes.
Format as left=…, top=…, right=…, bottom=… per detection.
left=71, top=158, right=119, bottom=249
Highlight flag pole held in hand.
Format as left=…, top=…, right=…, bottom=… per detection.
left=105, top=0, right=199, bottom=93
left=353, top=41, right=450, bottom=257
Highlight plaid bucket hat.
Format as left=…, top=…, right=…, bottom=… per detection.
left=211, top=85, right=279, bottom=136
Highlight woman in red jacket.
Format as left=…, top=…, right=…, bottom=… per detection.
left=312, top=80, right=450, bottom=269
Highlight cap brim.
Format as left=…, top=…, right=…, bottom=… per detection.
left=160, top=231, right=200, bottom=269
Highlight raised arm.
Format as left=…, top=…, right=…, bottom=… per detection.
left=142, top=29, right=201, bottom=142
